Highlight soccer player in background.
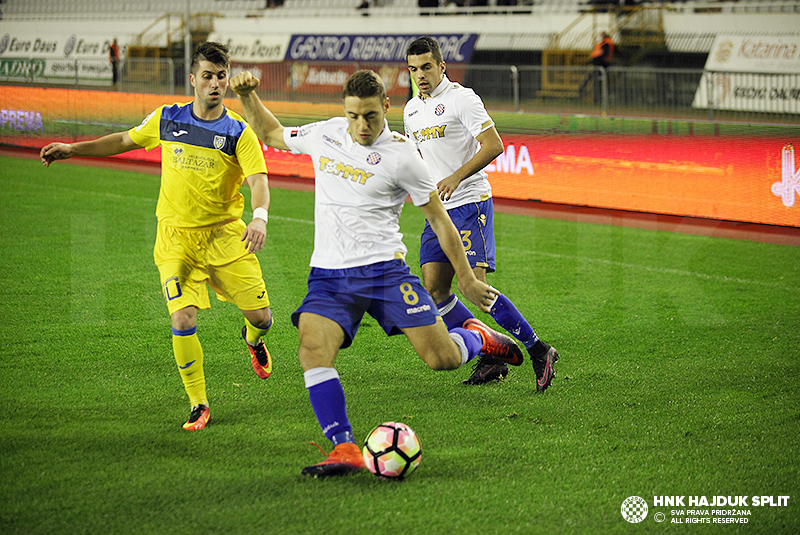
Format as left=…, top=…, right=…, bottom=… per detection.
left=232, top=69, right=523, bottom=477
left=40, top=42, right=274, bottom=431
left=404, top=36, right=559, bottom=389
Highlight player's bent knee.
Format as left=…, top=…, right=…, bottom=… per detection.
left=171, top=307, right=197, bottom=330
left=244, top=307, right=272, bottom=330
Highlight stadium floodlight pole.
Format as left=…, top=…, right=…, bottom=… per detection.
left=185, top=0, right=192, bottom=96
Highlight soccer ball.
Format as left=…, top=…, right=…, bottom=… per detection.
left=362, top=422, right=421, bottom=480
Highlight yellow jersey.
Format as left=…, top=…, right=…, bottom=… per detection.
left=129, top=102, right=267, bottom=228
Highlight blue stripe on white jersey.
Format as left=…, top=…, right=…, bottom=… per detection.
left=158, top=103, right=243, bottom=157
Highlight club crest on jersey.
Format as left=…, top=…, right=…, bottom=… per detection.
left=366, top=152, right=381, bottom=165
left=213, top=135, right=225, bottom=150
left=435, top=103, right=445, bottom=116
left=319, top=156, right=373, bottom=185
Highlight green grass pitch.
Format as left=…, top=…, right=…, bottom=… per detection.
left=0, top=155, right=798, bottom=534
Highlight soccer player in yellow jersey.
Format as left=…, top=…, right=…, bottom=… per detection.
left=40, top=42, right=274, bottom=431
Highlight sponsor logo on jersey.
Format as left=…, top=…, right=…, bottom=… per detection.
left=411, top=125, right=446, bottom=143
left=171, top=151, right=216, bottom=170
left=172, top=129, right=188, bottom=137
left=322, top=134, right=342, bottom=147
left=319, top=156, right=374, bottom=184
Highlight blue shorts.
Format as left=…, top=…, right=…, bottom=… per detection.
left=419, top=199, right=495, bottom=273
left=291, top=259, right=440, bottom=349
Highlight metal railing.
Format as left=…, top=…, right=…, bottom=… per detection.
left=3, top=57, right=798, bottom=126
left=0, top=58, right=180, bottom=95
left=458, top=65, right=799, bottom=125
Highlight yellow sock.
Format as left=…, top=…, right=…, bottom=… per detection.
left=244, top=316, right=271, bottom=346
left=172, top=326, right=206, bottom=407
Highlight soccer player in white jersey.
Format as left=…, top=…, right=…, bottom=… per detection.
left=40, top=42, right=275, bottom=431
left=404, top=36, right=558, bottom=390
left=232, top=69, right=523, bottom=477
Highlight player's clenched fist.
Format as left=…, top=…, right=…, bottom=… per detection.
left=40, top=142, right=73, bottom=167
left=231, top=71, right=260, bottom=97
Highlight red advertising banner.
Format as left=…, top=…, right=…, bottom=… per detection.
left=486, top=133, right=799, bottom=228
left=246, top=131, right=800, bottom=228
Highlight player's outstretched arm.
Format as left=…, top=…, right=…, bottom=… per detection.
left=419, top=194, right=497, bottom=313
left=230, top=71, right=289, bottom=151
left=40, top=131, right=140, bottom=167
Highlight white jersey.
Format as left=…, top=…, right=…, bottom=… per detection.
left=284, top=117, right=437, bottom=269
left=403, top=75, right=494, bottom=210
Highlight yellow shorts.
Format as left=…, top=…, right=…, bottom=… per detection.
left=154, top=220, right=270, bottom=316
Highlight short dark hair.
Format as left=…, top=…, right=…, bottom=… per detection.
left=191, top=42, right=230, bottom=73
left=406, top=36, right=443, bottom=64
left=343, top=70, right=386, bottom=101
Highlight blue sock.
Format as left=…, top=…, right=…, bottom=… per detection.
left=304, top=368, right=354, bottom=445
left=436, top=294, right=475, bottom=330
left=449, top=327, right=483, bottom=363
left=489, top=294, right=539, bottom=348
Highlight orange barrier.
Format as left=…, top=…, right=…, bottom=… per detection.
left=3, top=86, right=798, bottom=227
left=488, top=133, right=799, bottom=228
